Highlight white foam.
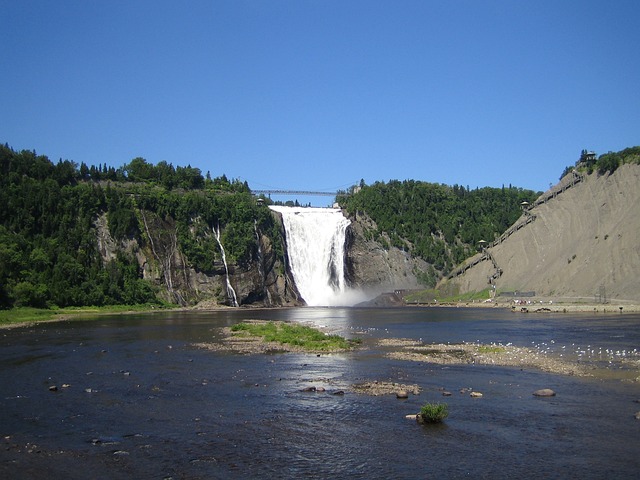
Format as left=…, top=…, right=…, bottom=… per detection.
left=270, top=206, right=364, bottom=306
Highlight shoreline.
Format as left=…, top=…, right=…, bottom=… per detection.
left=3, top=305, right=639, bottom=383
left=0, top=306, right=190, bottom=330
left=409, top=300, right=640, bottom=313
left=194, top=322, right=640, bottom=384
left=2, top=300, right=639, bottom=330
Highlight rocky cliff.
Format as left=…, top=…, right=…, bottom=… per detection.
left=442, top=164, right=640, bottom=303
left=94, top=209, right=302, bottom=307
left=92, top=202, right=430, bottom=308
left=345, top=211, right=430, bottom=295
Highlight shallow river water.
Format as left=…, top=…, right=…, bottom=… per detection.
left=1, top=307, right=639, bottom=479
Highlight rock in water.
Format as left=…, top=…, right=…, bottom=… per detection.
left=533, top=388, right=556, bottom=397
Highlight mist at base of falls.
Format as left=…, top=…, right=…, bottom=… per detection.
left=270, top=206, right=369, bottom=307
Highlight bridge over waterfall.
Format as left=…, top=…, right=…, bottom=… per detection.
left=251, top=189, right=345, bottom=197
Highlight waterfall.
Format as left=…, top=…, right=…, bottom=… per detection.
left=270, top=205, right=361, bottom=306
left=213, top=223, right=239, bottom=307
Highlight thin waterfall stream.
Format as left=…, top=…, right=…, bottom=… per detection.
left=213, top=223, right=239, bottom=307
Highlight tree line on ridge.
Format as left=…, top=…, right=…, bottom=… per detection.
left=3, top=142, right=636, bottom=308
left=0, top=145, right=280, bottom=309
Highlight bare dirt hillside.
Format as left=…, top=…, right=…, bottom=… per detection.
left=444, top=164, right=640, bottom=303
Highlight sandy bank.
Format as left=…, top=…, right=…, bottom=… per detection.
left=194, top=323, right=640, bottom=384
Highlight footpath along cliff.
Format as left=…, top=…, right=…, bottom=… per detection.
left=443, top=164, right=640, bottom=304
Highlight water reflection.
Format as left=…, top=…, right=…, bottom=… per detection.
left=1, top=308, right=639, bottom=479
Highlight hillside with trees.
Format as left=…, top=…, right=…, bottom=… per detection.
left=0, top=144, right=283, bottom=309
left=337, top=180, right=539, bottom=282
left=4, top=142, right=635, bottom=309
left=443, top=152, right=640, bottom=304
left=560, top=146, right=640, bottom=180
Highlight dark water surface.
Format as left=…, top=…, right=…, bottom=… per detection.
left=1, top=307, right=639, bottom=479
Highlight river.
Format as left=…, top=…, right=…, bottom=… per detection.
left=1, top=307, right=639, bottom=479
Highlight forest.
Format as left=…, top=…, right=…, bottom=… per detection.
left=337, top=180, right=539, bottom=280
left=338, top=146, right=640, bottom=284
left=563, top=146, right=640, bottom=178
left=3, top=142, right=634, bottom=308
left=0, top=144, right=280, bottom=309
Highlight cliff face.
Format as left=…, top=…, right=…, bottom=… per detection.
left=94, top=209, right=302, bottom=307
left=345, top=211, right=429, bottom=294
left=94, top=205, right=429, bottom=308
left=444, top=165, right=640, bottom=303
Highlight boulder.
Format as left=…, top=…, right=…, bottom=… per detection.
left=533, top=388, right=556, bottom=397
left=396, top=390, right=409, bottom=399
left=470, top=391, right=483, bottom=398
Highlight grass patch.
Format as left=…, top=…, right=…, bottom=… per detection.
left=477, top=345, right=507, bottom=354
left=404, top=289, right=441, bottom=304
left=405, top=288, right=493, bottom=304
left=416, top=348, right=467, bottom=359
left=0, top=307, right=63, bottom=325
left=230, top=321, right=359, bottom=352
left=0, top=303, right=176, bottom=326
left=439, top=288, right=492, bottom=303
left=420, top=402, right=449, bottom=423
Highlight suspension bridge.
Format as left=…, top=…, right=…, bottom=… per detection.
left=251, top=189, right=348, bottom=197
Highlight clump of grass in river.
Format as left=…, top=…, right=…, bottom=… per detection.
left=230, top=321, right=359, bottom=352
left=419, top=402, right=449, bottom=423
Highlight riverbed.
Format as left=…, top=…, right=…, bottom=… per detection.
left=1, top=307, right=639, bottom=479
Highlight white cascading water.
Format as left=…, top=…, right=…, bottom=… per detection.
left=213, top=223, right=239, bottom=307
left=270, top=205, right=362, bottom=306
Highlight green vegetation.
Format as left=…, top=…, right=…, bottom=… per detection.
left=337, top=180, right=539, bottom=281
left=0, top=143, right=282, bottom=309
left=404, top=288, right=492, bottom=304
left=594, top=147, right=640, bottom=175
left=4, top=141, right=637, bottom=311
left=0, top=304, right=172, bottom=326
left=419, top=402, right=449, bottom=423
left=563, top=146, right=640, bottom=179
left=0, top=307, right=66, bottom=325
left=230, top=321, right=359, bottom=351
left=441, top=288, right=493, bottom=303
left=477, top=345, right=506, bottom=354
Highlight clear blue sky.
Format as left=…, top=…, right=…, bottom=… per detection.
left=2, top=1, right=639, bottom=205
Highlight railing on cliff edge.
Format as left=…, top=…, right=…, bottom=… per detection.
left=251, top=190, right=344, bottom=197
left=447, top=171, right=585, bottom=281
